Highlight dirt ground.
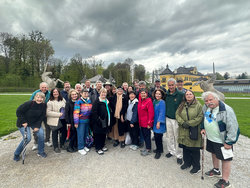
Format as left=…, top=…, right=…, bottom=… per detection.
left=0, top=131, right=249, bottom=188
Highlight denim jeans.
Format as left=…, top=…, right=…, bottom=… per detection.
left=77, top=123, right=89, bottom=150
left=14, top=126, right=45, bottom=155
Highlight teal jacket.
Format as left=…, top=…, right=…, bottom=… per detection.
left=165, top=89, right=184, bottom=119
left=201, top=101, right=240, bottom=145
left=30, top=89, right=50, bottom=103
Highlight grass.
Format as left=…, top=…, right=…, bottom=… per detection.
left=194, top=92, right=250, bottom=98
left=0, top=95, right=249, bottom=138
left=0, top=95, right=30, bottom=137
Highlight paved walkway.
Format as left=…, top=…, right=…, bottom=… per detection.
left=0, top=131, right=249, bottom=188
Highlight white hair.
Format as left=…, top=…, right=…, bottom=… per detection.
left=75, top=83, right=82, bottom=89
left=40, top=82, right=48, bottom=88
left=167, top=78, right=176, bottom=85
left=138, top=81, right=146, bottom=86
left=201, top=91, right=220, bottom=101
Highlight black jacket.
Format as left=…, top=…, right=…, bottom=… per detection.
left=16, top=101, right=46, bottom=129
left=91, top=99, right=112, bottom=134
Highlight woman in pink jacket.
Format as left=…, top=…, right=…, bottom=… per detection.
left=137, top=89, right=154, bottom=156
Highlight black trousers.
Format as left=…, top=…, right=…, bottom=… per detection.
left=183, top=145, right=200, bottom=169
left=127, top=121, right=139, bottom=146
left=52, top=120, right=67, bottom=149
left=141, top=127, right=151, bottom=150
left=69, top=127, right=78, bottom=149
left=154, top=132, right=163, bottom=153
left=94, top=133, right=106, bottom=150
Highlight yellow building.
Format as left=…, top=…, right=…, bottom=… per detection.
left=159, top=65, right=209, bottom=92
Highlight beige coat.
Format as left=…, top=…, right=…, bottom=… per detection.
left=46, top=99, right=66, bottom=126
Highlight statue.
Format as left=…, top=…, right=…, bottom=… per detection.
left=41, top=63, right=64, bottom=91
left=193, top=63, right=225, bottom=101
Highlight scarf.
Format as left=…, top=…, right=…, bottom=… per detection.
left=99, top=97, right=110, bottom=126
left=114, top=93, right=123, bottom=119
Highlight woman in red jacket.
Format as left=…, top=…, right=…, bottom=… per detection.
left=137, top=89, right=154, bottom=156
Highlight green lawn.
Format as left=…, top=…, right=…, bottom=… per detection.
left=194, top=92, right=250, bottom=98
left=0, top=95, right=249, bottom=138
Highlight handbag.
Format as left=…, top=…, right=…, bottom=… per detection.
left=125, top=132, right=132, bottom=145
left=85, top=129, right=94, bottom=148
left=186, top=107, right=198, bottom=140
left=49, top=119, right=63, bottom=131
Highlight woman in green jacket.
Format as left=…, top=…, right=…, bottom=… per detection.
left=176, top=90, right=203, bottom=174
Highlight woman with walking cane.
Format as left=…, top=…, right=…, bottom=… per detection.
left=176, top=90, right=203, bottom=174
left=14, top=92, right=47, bottom=161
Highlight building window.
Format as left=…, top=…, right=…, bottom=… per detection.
left=162, top=77, right=166, bottom=83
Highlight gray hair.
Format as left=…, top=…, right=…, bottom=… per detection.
left=34, top=92, right=45, bottom=102
left=138, top=80, right=146, bottom=86
left=75, top=83, right=82, bottom=89
left=96, top=80, right=102, bottom=85
left=167, top=78, right=176, bottom=85
left=201, top=91, right=220, bottom=101
left=39, top=82, right=48, bottom=88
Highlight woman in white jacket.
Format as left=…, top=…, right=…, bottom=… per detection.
left=47, top=88, right=66, bottom=153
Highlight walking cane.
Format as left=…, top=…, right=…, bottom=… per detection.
left=21, top=127, right=28, bottom=164
left=201, top=133, right=205, bottom=180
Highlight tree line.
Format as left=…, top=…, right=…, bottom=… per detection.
left=0, top=31, right=146, bottom=90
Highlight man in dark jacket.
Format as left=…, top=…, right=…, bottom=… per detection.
left=85, top=80, right=93, bottom=93
left=60, top=81, right=71, bottom=102
left=90, top=81, right=102, bottom=103
left=150, top=79, right=167, bottom=95
left=165, top=78, right=184, bottom=165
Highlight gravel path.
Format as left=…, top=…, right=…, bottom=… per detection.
left=0, top=131, right=249, bottom=188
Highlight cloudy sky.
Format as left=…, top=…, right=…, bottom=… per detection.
left=1, top=0, right=250, bottom=76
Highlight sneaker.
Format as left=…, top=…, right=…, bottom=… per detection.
left=60, top=144, right=67, bottom=150
left=205, top=168, right=222, bottom=177
left=120, top=141, right=125, bottom=148
left=180, top=164, right=191, bottom=170
left=102, top=147, right=108, bottom=152
left=214, top=179, right=231, bottom=188
left=67, top=147, right=74, bottom=153
left=84, top=147, right=90, bottom=152
left=78, top=149, right=87, bottom=155
left=113, top=140, right=119, bottom=147
left=96, top=149, right=104, bottom=155
left=190, top=168, right=201, bottom=174
left=177, top=158, right=183, bottom=165
left=32, top=144, right=38, bottom=151
left=13, top=155, right=20, bottom=162
left=37, top=152, right=47, bottom=158
left=154, top=152, right=161, bottom=159
left=54, top=147, right=61, bottom=153
left=45, top=141, right=52, bottom=147
left=141, top=149, right=151, bottom=156
left=165, top=153, right=173, bottom=158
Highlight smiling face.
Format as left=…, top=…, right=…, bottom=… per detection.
left=123, top=83, right=128, bottom=90
left=81, top=91, right=89, bottom=98
left=40, top=83, right=48, bottom=93
left=75, top=85, right=82, bottom=93
left=155, top=90, right=162, bottom=100
left=85, top=80, right=90, bottom=88
left=53, top=89, right=59, bottom=99
left=185, top=91, right=194, bottom=103
left=129, top=93, right=136, bottom=101
left=100, top=91, right=107, bottom=100
left=64, top=82, right=71, bottom=91
left=34, top=95, right=44, bottom=104
left=140, top=91, right=147, bottom=99
left=168, top=81, right=176, bottom=93
left=71, top=91, right=78, bottom=100
left=205, top=94, right=219, bottom=109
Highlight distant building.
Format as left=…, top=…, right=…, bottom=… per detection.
left=159, top=65, right=209, bottom=92
left=80, top=74, right=116, bottom=88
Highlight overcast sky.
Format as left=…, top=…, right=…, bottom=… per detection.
left=1, top=0, right=250, bottom=76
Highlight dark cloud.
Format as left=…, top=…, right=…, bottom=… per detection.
left=0, top=0, right=250, bottom=75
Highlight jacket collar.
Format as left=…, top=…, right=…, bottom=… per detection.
left=218, top=101, right=226, bottom=112
left=167, top=88, right=178, bottom=96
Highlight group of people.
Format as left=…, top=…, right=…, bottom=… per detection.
left=14, top=78, right=239, bottom=188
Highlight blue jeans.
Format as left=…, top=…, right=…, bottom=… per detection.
left=77, top=123, right=89, bottom=150
left=14, top=126, right=45, bottom=155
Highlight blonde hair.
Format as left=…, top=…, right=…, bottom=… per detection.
left=99, top=88, right=107, bottom=94
left=68, top=89, right=79, bottom=100
left=34, top=92, right=45, bottom=102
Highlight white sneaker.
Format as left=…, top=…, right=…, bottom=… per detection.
left=84, top=147, right=90, bottom=152
left=102, top=147, right=108, bottom=152
left=32, top=144, right=38, bottom=151
left=78, top=149, right=87, bottom=155
left=132, top=145, right=138, bottom=151
left=45, top=141, right=52, bottom=147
